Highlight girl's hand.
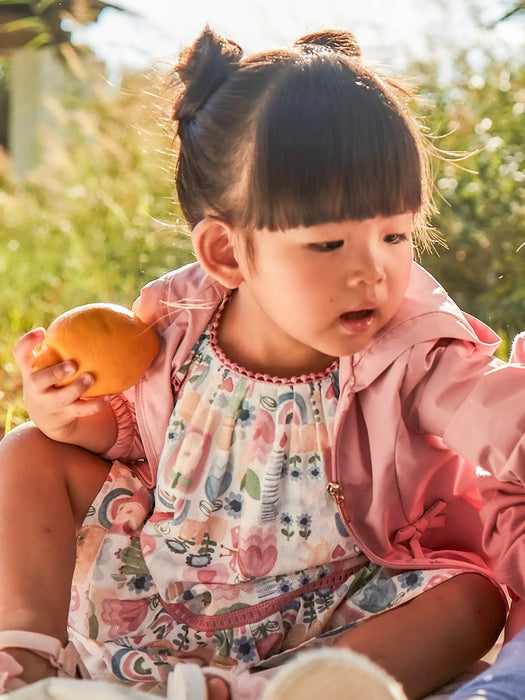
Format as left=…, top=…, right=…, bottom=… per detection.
left=14, top=328, right=111, bottom=444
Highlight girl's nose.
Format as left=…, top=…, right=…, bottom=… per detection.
left=346, top=249, right=385, bottom=287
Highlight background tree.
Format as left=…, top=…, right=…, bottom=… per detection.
left=418, top=49, right=525, bottom=346
left=496, top=0, right=525, bottom=22
left=0, top=0, right=127, bottom=52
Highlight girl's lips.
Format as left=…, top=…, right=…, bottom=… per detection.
left=339, top=308, right=376, bottom=333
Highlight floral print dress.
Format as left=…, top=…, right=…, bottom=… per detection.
left=68, top=307, right=459, bottom=687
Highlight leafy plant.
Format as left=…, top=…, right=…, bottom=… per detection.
left=0, top=70, right=193, bottom=435
left=0, top=0, right=128, bottom=51
left=418, top=52, right=525, bottom=346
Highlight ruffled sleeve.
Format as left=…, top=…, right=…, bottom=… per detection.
left=102, top=392, right=145, bottom=463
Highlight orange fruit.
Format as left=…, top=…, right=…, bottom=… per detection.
left=32, top=303, right=160, bottom=397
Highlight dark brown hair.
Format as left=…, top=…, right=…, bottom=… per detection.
left=171, top=27, right=433, bottom=247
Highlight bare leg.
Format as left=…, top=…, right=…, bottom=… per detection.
left=333, top=572, right=506, bottom=699
left=0, top=422, right=111, bottom=683
left=207, top=573, right=505, bottom=700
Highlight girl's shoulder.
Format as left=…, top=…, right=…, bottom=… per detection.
left=131, top=262, right=226, bottom=334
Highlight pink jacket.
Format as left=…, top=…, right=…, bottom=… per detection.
left=477, top=332, right=525, bottom=634
left=106, top=261, right=525, bottom=595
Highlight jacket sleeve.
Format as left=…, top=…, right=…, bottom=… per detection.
left=101, top=273, right=177, bottom=463
left=403, top=336, right=525, bottom=484
left=478, top=473, right=525, bottom=602
left=472, top=333, right=525, bottom=603
left=404, top=334, right=525, bottom=601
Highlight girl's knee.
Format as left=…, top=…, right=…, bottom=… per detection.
left=0, top=421, right=111, bottom=525
left=1, top=421, right=105, bottom=469
left=3, top=421, right=51, bottom=443
left=1, top=422, right=81, bottom=474
left=0, top=422, right=53, bottom=465
left=454, top=574, right=506, bottom=648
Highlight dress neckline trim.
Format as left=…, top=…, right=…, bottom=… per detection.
left=208, top=294, right=339, bottom=386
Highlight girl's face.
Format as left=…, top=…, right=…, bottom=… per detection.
left=220, top=213, right=414, bottom=377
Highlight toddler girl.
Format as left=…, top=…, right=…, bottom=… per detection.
left=2, top=26, right=524, bottom=700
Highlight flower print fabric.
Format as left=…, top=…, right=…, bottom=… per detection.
left=144, top=318, right=356, bottom=607
left=68, top=310, right=460, bottom=686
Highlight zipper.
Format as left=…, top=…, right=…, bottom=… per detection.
left=327, top=481, right=343, bottom=503
left=326, top=365, right=352, bottom=511
left=327, top=361, right=355, bottom=508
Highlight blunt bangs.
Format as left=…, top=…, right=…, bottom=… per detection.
left=247, top=56, right=424, bottom=231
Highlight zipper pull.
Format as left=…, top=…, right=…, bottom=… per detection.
left=327, top=482, right=343, bottom=503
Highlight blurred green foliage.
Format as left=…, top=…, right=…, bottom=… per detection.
left=0, top=45, right=524, bottom=436
left=0, top=70, right=193, bottom=434
left=419, top=52, right=525, bottom=345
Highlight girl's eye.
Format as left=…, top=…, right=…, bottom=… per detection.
left=384, top=233, right=409, bottom=244
left=308, top=240, right=344, bottom=252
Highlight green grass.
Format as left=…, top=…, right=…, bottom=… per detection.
left=0, top=73, right=193, bottom=436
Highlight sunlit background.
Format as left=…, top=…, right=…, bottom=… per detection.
left=72, top=0, right=525, bottom=78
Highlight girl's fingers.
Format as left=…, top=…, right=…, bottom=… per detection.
left=42, top=374, right=109, bottom=413
left=30, top=361, right=79, bottom=393
left=13, top=328, right=46, bottom=371
left=32, top=374, right=108, bottom=416
left=50, top=373, right=96, bottom=407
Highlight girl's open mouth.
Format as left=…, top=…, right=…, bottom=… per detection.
left=340, top=309, right=374, bottom=321
left=339, top=308, right=376, bottom=333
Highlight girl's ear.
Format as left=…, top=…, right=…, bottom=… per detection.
left=192, top=218, right=244, bottom=289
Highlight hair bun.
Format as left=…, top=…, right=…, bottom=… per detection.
left=173, top=27, right=242, bottom=123
left=295, top=29, right=361, bottom=58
